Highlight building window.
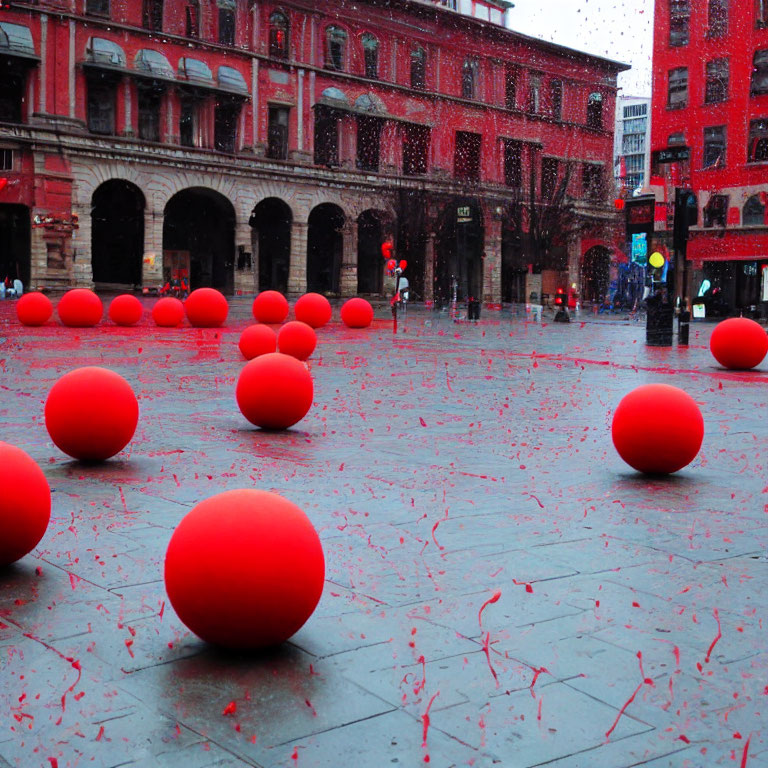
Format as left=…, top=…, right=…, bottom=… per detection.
left=137, top=86, right=161, bottom=142
left=357, top=117, right=381, bottom=172
left=743, top=195, right=765, bottom=225
left=622, top=133, right=645, bottom=154
left=86, top=79, right=116, bottom=135
left=667, top=67, right=688, bottom=109
left=751, top=50, right=768, bottom=96
left=505, top=65, right=517, bottom=109
left=503, top=139, right=522, bottom=187
left=326, top=26, right=347, bottom=71
left=142, top=0, right=163, bottom=31
left=705, top=59, right=729, bottom=103
left=267, top=106, right=289, bottom=160
left=218, top=4, right=235, bottom=45
left=403, top=124, right=430, bottom=175
left=748, top=118, right=768, bottom=161
left=582, top=164, right=604, bottom=201
left=549, top=79, right=563, bottom=120
left=758, top=0, right=768, bottom=28
left=708, top=0, right=728, bottom=36
left=0, top=71, right=24, bottom=124
left=462, top=58, right=478, bottom=99
left=703, top=126, right=726, bottom=168
left=214, top=99, right=239, bottom=153
left=454, top=131, right=481, bottom=182
left=185, top=0, right=200, bottom=38
left=537, top=158, right=556, bottom=198
left=314, top=107, right=339, bottom=167
left=670, top=0, right=690, bottom=46
left=179, top=98, right=196, bottom=147
left=586, top=92, right=603, bottom=128
left=526, top=73, right=541, bottom=114
left=86, top=0, right=110, bottom=16
left=362, top=33, right=378, bottom=79
left=269, top=12, right=289, bottom=59
left=668, top=132, right=685, bottom=145
left=703, top=194, right=728, bottom=227
left=0, top=150, right=12, bottom=171
left=411, top=47, right=426, bottom=89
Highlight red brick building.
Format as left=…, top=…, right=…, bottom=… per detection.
left=0, top=0, right=625, bottom=304
left=650, top=0, right=768, bottom=313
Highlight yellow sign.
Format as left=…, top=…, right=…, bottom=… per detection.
left=649, top=252, right=665, bottom=269
left=142, top=253, right=156, bottom=268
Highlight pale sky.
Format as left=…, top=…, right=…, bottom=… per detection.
left=506, top=0, right=655, bottom=97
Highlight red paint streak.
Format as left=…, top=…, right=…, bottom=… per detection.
left=431, top=520, right=444, bottom=551
left=526, top=493, right=544, bottom=509
left=605, top=681, right=643, bottom=739
left=222, top=701, right=237, bottom=716
left=678, top=734, right=691, bottom=744
left=419, top=417, right=427, bottom=427
left=96, top=725, right=104, bottom=741
left=537, top=697, right=543, bottom=721
left=530, top=666, right=549, bottom=696
left=291, top=747, right=298, bottom=761
left=304, top=699, right=317, bottom=716
left=741, top=735, right=751, bottom=768
left=705, top=608, right=722, bottom=663
left=478, top=590, right=502, bottom=627
left=413, top=656, right=427, bottom=696
left=421, top=691, right=440, bottom=747
left=47, top=759, right=58, bottom=768
left=512, top=579, right=533, bottom=594
left=481, top=632, right=499, bottom=687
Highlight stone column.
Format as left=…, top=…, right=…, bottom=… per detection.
left=423, top=232, right=435, bottom=303
left=567, top=234, right=581, bottom=295
left=340, top=219, right=358, bottom=297
left=122, top=76, right=133, bottom=137
left=287, top=220, right=308, bottom=296
left=483, top=214, right=503, bottom=304
left=142, top=206, right=164, bottom=289
left=70, top=206, right=92, bottom=286
left=233, top=219, right=256, bottom=295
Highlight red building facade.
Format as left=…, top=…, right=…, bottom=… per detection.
left=651, top=0, right=768, bottom=312
left=0, top=0, right=625, bottom=304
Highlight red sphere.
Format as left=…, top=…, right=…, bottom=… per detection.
left=0, top=442, right=51, bottom=566
left=278, top=321, right=317, bottom=361
left=294, top=293, right=332, bottom=329
left=164, top=489, right=325, bottom=649
left=185, top=288, right=228, bottom=328
left=108, top=294, right=143, bottom=326
left=399, top=260, right=408, bottom=271
left=710, top=317, right=768, bottom=370
left=57, top=289, right=103, bottom=327
left=341, top=298, right=374, bottom=328
left=16, top=293, right=53, bottom=326
left=612, top=384, right=704, bottom=474
left=152, top=297, right=185, bottom=327
left=236, top=352, right=313, bottom=429
left=238, top=324, right=277, bottom=360
left=45, top=367, right=139, bottom=461
left=253, top=290, right=289, bottom=324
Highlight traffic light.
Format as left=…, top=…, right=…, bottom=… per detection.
left=554, top=288, right=566, bottom=307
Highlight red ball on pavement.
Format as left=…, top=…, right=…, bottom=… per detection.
left=45, top=367, right=139, bottom=461
left=0, top=442, right=51, bottom=566
left=108, top=294, right=143, bottom=326
left=164, top=489, right=325, bottom=649
left=341, top=298, right=374, bottom=328
left=16, top=293, right=53, bottom=326
left=185, top=288, right=228, bottom=328
left=612, top=384, right=704, bottom=474
left=709, top=317, right=768, bottom=370
left=278, top=321, right=317, bottom=361
left=238, top=324, right=277, bottom=360
left=253, top=290, right=289, bottom=324
left=57, top=289, right=103, bottom=327
left=152, top=297, right=185, bottom=327
left=294, top=292, right=332, bottom=329
left=236, top=352, right=313, bottom=429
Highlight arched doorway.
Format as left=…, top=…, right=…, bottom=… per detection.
left=0, top=205, right=30, bottom=288
left=434, top=199, right=484, bottom=305
left=501, top=216, right=526, bottom=303
left=163, top=188, right=235, bottom=293
left=250, top=198, right=292, bottom=294
left=307, top=203, right=344, bottom=295
left=357, top=209, right=386, bottom=294
left=91, top=180, right=145, bottom=287
left=582, top=246, right=611, bottom=304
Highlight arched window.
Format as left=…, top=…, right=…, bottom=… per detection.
left=462, top=58, right=477, bottom=100
left=748, top=118, right=768, bottom=162
left=587, top=92, right=603, bottom=129
left=218, top=0, right=235, bottom=45
left=411, top=46, right=426, bottom=89
left=743, top=195, right=765, bottom=226
left=269, top=11, right=289, bottom=59
left=362, top=33, right=378, bottom=79
left=326, top=26, right=347, bottom=71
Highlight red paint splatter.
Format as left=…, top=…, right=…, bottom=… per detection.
left=222, top=701, right=237, bottom=716
left=705, top=608, right=722, bottom=663
left=481, top=632, right=499, bottom=687
left=741, top=735, right=751, bottom=768
left=478, top=590, right=502, bottom=627
left=421, top=691, right=440, bottom=748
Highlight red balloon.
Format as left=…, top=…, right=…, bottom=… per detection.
left=236, top=352, right=313, bottom=429
left=17, top=293, right=53, bottom=326
left=45, top=367, right=139, bottom=461
left=387, top=259, right=396, bottom=271
left=253, top=290, right=289, bottom=324
left=152, top=297, right=185, bottom=327
left=399, top=260, right=407, bottom=270
left=108, top=294, right=143, bottom=326
left=341, top=298, right=374, bottom=328
left=0, top=442, right=51, bottom=566
left=164, top=489, right=325, bottom=649
left=57, top=289, right=103, bottom=327
left=612, top=384, right=703, bottom=474
left=185, top=287, right=228, bottom=328
left=710, top=317, right=768, bottom=370
left=381, top=241, right=393, bottom=260
left=0, top=178, right=7, bottom=193
left=294, top=293, right=332, bottom=328
left=238, top=324, right=277, bottom=360
left=278, top=321, right=317, bottom=361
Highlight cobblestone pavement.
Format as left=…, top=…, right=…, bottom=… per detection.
left=0, top=299, right=766, bottom=768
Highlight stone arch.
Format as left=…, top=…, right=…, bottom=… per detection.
left=249, top=197, right=293, bottom=294
left=434, top=198, right=484, bottom=304
left=307, top=203, right=346, bottom=295
left=357, top=208, right=393, bottom=295
left=581, top=245, right=611, bottom=304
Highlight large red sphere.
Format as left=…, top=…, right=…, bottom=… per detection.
left=340, top=298, right=374, bottom=328
left=236, top=352, right=313, bottom=429
left=612, top=384, right=704, bottom=474
left=238, top=324, right=277, bottom=360
left=0, top=442, right=51, bottom=566
left=16, top=293, right=53, bottom=326
left=185, top=288, right=228, bottom=328
left=295, top=293, right=332, bottom=328
left=45, top=367, right=139, bottom=461
left=710, top=317, right=768, bottom=370
left=108, top=294, right=143, bottom=326
left=253, top=290, right=289, bottom=324
left=57, top=289, right=103, bottom=327
left=164, top=489, right=325, bottom=649
left=152, top=297, right=185, bottom=327
left=278, top=321, right=317, bottom=361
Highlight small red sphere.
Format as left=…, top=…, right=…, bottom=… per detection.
left=341, top=298, right=374, bottom=328
left=185, top=288, right=229, bottom=328
left=108, top=294, right=143, bottom=326
left=710, top=317, right=768, bottom=370
left=612, top=384, right=704, bottom=474
left=399, top=260, right=408, bottom=270
left=236, top=352, right=313, bottom=429
left=57, top=289, right=103, bottom=327
left=16, top=293, right=53, bottom=326
left=152, top=297, right=185, bottom=327
left=253, top=290, right=289, bottom=324
left=0, top=442, right=51, bottom=566
left=164, top=489, right=325, bottom=649
left=45, top=367, right=139, bottom=461
left=294, top=293, right=332, bottom=329
left=278, top=321, right=317, bottom=361
left=238, top=324, right=277, bottom=360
